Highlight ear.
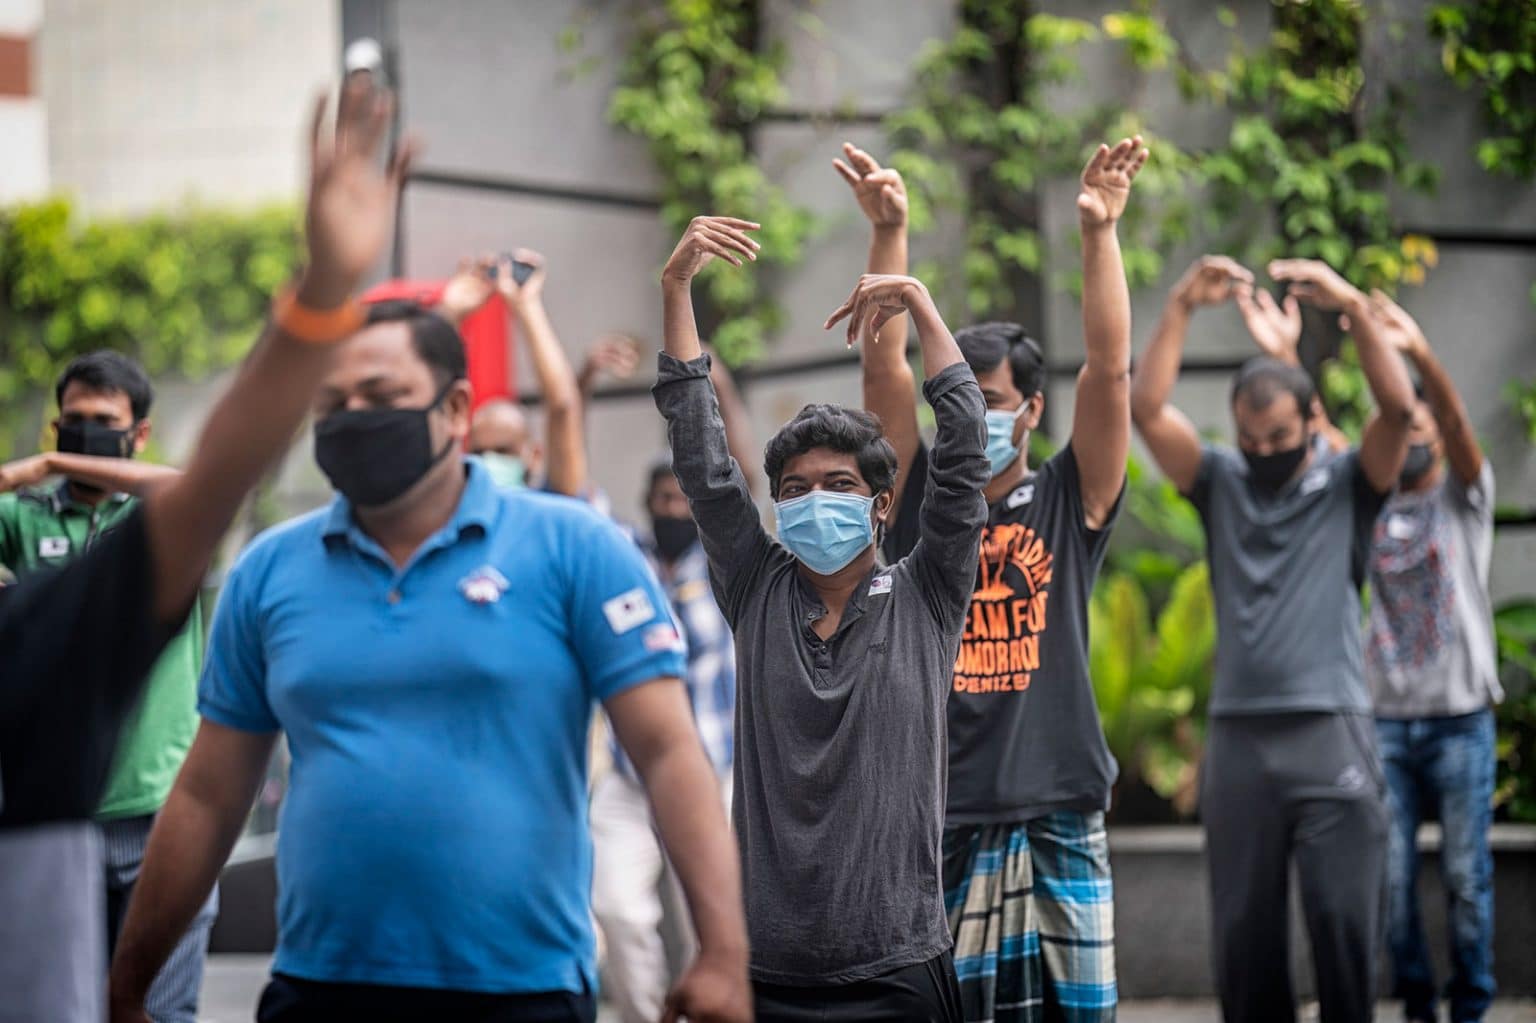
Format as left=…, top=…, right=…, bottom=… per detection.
left=873, top=489, right=895, bottom=524
left=444, top=380, right=475, bottom=438
left=131, top=418, right=152, bottom=456
left=1021, top=392, right=1045, bottom=433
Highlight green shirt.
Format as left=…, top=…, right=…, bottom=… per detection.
left=0, top=482, right=203, bottom=820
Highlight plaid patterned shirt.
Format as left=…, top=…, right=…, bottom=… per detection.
left=611, top=537, right=735, bottom=780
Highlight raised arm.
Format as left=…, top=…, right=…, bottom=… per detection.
left=605, top=681, right=751, bottom=1023
left=835, top=143, right=921, bottom=520
left=654, top=217, right=768, bottom=611
left=577, top=332, right=642, bottom=406
left=143, top=80, right=412, bottom=627
left=1234, top=279, right=1350, bottom=452
left=1369, top=289, right=1482, bottom=486
left=0, top=452, right=180, bottom=498
left=1131, top=256, right=1249, bottom=494
left=495, top=250, right=586, bottom=498
left=1073, top=136, right=1148, bottom=529
left=1269, top=259, right=1415, bottom=492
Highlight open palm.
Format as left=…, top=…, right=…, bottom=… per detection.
left=1077, top=135, right=1149, bottom=227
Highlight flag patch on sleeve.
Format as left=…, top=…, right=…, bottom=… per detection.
left=643, top=622, right=685, bottom=653
left=603, top=588, right=656, bottom=634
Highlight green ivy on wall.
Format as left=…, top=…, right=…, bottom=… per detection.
left=585, top=0, right=816, bottom=366
left=0, top=199, right=300, bottom=457
left=1429, top=0, right=1536, bottom=178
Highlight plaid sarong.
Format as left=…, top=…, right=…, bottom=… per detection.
left=944, top=812, right=1117, bottom=1022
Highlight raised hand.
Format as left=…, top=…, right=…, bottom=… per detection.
left=1268, top=258, right=1364, bottom=312
left=662, top=216, right=761, bottom=286
left=824, top=273, right=928, bottom=348
left=495, top=248, right=547, bottom=310
left=583, top=332, right=643, bottom=384
left=1235, top=282, right=1303, bottom=365
left=438, top=256, right=497, bottom=323
left=833, top=142, right=908, bottom=229
left=301, top=74, right=418, bottom=308
left=1367, top=289, right=1429, bottom=358
left=1077, top=135, right=1150, bottom=228
left=1172, top=255, right=1252, bottom=311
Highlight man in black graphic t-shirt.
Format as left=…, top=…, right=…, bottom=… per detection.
left=840, top=135, right=1146, bottom=1022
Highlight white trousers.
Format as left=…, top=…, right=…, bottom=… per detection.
left=590, top=770, right=731, bottom=1023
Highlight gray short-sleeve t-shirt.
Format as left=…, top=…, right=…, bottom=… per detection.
left=1367, top=461, right=1502, bottom=718
left=1187, top=444, right=1387, bottom=716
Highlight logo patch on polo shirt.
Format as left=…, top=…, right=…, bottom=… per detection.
left=1299, top=467, right=1329, bottom=496
left=643, top=622, right=685, bottom=653
left=458, top=566, right=509, bottom=605
left=38, top=536, right=70, bottom=558
left=1006, top=484, right=1036, bottom=509
left=603, top=588, right=656, bottom=634
left=868, top=572, right=894, bottom=596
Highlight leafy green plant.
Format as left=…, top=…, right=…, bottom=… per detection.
left=1494, top=599, right=1536, bottom=821
left=1428, top=0, right=1536, bottom=178
left=588, top=0, right=816, bottom=365
left=0, top=199, right=300, bottom=457
left=1505, top=376, right=1536, bottom=445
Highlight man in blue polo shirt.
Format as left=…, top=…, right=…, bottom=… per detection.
left=108, top=302, right=750, bottom=1023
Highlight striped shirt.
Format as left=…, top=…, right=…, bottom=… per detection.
left=610, top=538, right=735, bottom=780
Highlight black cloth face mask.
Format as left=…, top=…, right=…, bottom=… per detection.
left=651, top=515, right=699, bottom=561
left=1243, top=437, right=1310, bottom=493
left=57, top=421, right=134, bottom=460
left=1398, top=443, right=1436, bottom=489
left=314, top=382, right=457, bottom=508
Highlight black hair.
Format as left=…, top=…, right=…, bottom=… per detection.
left=363, top=300, right=468, bottom=385
left=644, top=454, right=677, bottom=497
left=954, top=322, right=1045, bottom=398
left=55, top=350, right=154, bottom=420
left=1230, top=356, right=1316, bottom=413
left=762, top=403, right=897, bottom=498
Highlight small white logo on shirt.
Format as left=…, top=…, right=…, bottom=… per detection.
left=1299, top=468, right=1329, bottom=496
left=458, top=566, right=509, bottom=605
left=38, top=536, right=70, bottom=558
left=1006, top=484, right=1036, bottom=509
left=868, top=572, right=893, bottom=596
left=1336, top=765, right=1367, bottom=792
left=1386, top=515, right=1416, bottom=541
left=603, top=588, right=656, bottom=634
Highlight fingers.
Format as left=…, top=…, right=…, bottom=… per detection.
left=387, top=134, right=422, bottom=189
left=1267, top=258, right=1320, bottom=282
left=1254, top=287, right=1281, bottom=318
left=832, top=157, right=861, bottom=187
left=1082, top=142, right=1110, bottom=178
left=1282, top=293, right=1301, bottom=323
left=308, top=91, right=331, bottom=176
left=843, top=142, right=880, bottom=175
left=1126, top=145, right=1150, bottom=180
left=1198, top=255, right=1252, bottom=284
left=513, top=248, right=545, bottom=268
left=699, top=226, right=758, bottom=263
left=353, top=90, right=393, bottom=164
left=823, top=292, right=856, bottom=331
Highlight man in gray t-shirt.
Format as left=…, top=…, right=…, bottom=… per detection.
left=1131, top=255, right=1415, bottom=1023
left=654, top=216, right=989, bottom=1021
left=1365, top=294, right=1501, bottom=1023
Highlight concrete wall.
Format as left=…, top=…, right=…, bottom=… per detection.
left=36, top=0, right=339, bottom=216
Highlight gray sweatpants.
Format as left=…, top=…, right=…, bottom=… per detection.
left=1201, top=712, right=1388, bottom=1023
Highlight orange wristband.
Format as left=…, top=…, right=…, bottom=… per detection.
left=272, top=285, right=365, bottom=345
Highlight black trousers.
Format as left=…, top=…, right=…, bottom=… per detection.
left=1202, top=712, right=1389, bottom=1023
left=256, top=973, right=596, bottom=1023
left=753, top=950, right=964, bottom=1022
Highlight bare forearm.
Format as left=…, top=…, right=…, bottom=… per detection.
left=109, top=786, right=252, bottom=1004
left=908, top=285, right=963, bottom=380
left=1408, top=342, right=1481, bottom=479
left=1344, top=294, right=1414, bottom=422
left=543, top=405, right=588, bottom=497
left=1131, top=299, right=1189, bottom=420
left=1081, top=224, right=1132, bottom=375
left=662, top=279, right=705, bottom=362
left=639, top=741, right=748, bottom=963
left=515, top=300, right=579, bottom=417
left=47, top=454, right=181, bottom=496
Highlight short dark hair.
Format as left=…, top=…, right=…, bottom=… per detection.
left=955, top=322, right=1045, bottom=398
left=363, top=300, right=468, bottom=385
left=1230, top=356, right=1315, bottom=414
left=762, top=403, right=897, bottom=498
left=644, top=454, right=676, bottom=497
left=55, top=350, right=153, bottom=420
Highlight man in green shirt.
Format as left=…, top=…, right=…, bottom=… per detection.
left=0, top=350, right=213, bottom=1023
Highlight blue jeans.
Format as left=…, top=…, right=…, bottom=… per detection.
left=1376, top=710, right=1497, bottom=1023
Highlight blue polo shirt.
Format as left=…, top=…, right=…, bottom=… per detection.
left=198, top=460, right=687, bottom=994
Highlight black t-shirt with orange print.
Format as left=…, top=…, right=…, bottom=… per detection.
left=884, top=442, right=1121, bottom=825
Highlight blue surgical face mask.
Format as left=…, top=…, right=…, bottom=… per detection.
left=984, top=405, right=1029, bottom=478
left=774, top=490, right=877, bottom=576
left=477, top=452, right=526, bottom=489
